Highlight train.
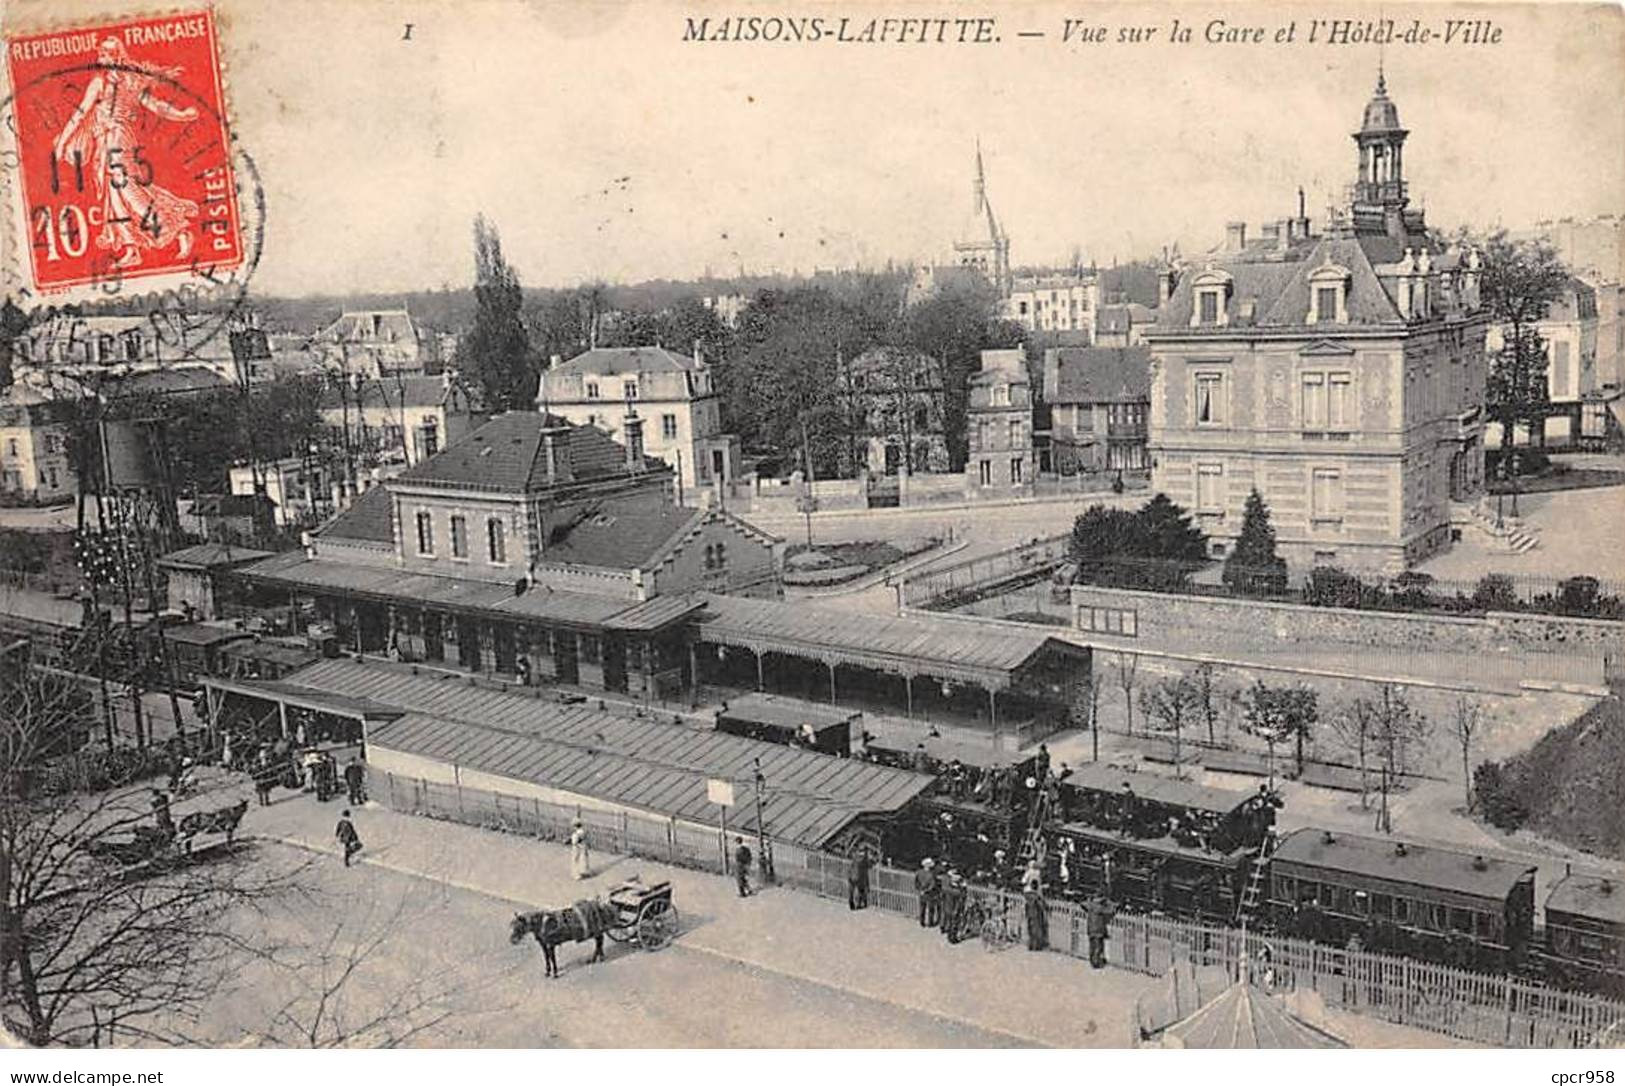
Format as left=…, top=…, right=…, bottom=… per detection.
left=829, top=728, right=1623, bottom=999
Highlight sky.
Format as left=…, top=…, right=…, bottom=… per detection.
left=7, top=0, right=1622, bottom=296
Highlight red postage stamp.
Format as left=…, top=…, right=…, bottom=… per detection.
left=3, top=9, right=245, bottom=294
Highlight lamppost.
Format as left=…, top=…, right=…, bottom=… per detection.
left=753, top=757, right=774, bottom=884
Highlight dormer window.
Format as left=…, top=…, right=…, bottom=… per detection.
left=1315, top=287, right=1338, bottom=323
left=1199, top=291, right=1220, bottom=325
left=1306, top=263, right=1352, bottom=325
left=1188, top=268, right=1234, bottom=328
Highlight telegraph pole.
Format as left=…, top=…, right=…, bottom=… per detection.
left=753, top=757, right=774, bottom=885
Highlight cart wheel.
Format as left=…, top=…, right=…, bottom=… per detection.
left=638, top=902, right=677, bottom=950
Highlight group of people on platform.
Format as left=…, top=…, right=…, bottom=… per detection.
left=217, top=726, right=366, bottom=809
left=876, top=852, right=1115, bottom=966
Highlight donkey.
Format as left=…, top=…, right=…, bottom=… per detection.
left=509, top=909, right=605, bottom=978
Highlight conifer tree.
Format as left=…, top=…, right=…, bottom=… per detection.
left=1223, top=488, right=1288, bottom=595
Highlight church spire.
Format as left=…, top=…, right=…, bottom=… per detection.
left=973, top=137, right=986, bottom=214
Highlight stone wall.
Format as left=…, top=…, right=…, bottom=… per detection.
left=1068, top=584, right=1621, bottom=687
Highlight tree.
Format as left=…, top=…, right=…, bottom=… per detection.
left=1359, top=683, right=1427, bottom=834
left=1192, top=662, right=1220, bottom=745
left=1143, top=673, right=1202, bottom=776
left=1480, top=231, right=1568, bottom=467
left=1223, top=489, right=1288, bottom=596
left=1450, top=696, right=1487, bottom=812
left=258, top=893, right=513, bottom=1048
left=724, top=286, right=879, bottom=471
left=1242, top=681, right=1318, bottom=782
left=0, top=297, right=30, bottom=390
left=2, top=652, right=304, bottom=1045
left=1329, top=696, right=1379, bottom=809
left=1067, top=495, right=1207, bottom=590
left=898, top=279, right=1024, bottom=470
left=455, top=216, right=535, bottom=413
left=1112, top=651, right=1140, bottom=735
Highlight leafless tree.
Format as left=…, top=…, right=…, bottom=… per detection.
left=1, top=649, right=305, bottom=1046
left=1112, top=651, right=1140, bottom=736
left=1143, top=673, right=1202, bottom=778
left=258, top=892, right=512, bottom=1049
left=1329, top=697, right=1380, bottom=810
left=1449, top=696, right=1488, bottom=813
left=1356, top=683, right=1427, bottom=834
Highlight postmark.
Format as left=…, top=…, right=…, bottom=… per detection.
left=3, top=9, right=249, bottom=295
left=0, top=8, right=265, bottom=367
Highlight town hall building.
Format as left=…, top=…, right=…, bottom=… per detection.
left=1147, top=74, right=1491, bottom=575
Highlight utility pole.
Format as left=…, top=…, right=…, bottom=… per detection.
left=799, top=414, right=817, bottom=549
left=98, top=414, right=146, bottom=749
left=753, top=757, right=774, bottom=885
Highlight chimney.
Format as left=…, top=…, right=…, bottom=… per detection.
left=1158, top=268, right=1178, bottom=307
left=549, top=354, right=562, bottom=369
left=693, top=339, right=703, bottom=367
left=1277, top=219, right=1293, bottom=251
left=623, top=410, right=645, bottom=473
left=1225, top=221, right=1247, bottom=252
left=1041, top=348, right=1061, bottom=402
left=539, top=423, right=573, bottom=486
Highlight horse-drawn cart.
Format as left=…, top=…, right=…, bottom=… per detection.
left=604, top=879, right=679, bottom=951
left=511, top=878, right=679, bottom=977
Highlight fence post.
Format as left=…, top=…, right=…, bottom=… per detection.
left=1503, top=974, right=1515, bottom=1045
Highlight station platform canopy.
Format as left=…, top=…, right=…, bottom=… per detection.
left=695, top=593, right=1087, bottom=688
left=231, top=657, right=935, bottom=850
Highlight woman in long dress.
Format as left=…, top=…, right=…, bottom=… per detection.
left=570, top=820, right=590, bottom=880
left=52, top=37, right=201, bottom=270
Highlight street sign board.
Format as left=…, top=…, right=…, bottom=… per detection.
left=707, top=778, right=736, bottom=807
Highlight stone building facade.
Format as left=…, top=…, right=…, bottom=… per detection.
left=1147, top=74, right=1490, bottom=575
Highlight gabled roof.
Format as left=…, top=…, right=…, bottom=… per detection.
left=318, top=484, right=395, bottom=543
left=317, top=309, right=421, bottom=345
left=392, top=411, right=667, bottom=494
left=554, top=346, right=700, bottom=376
left=1050, top=347, right=1151, bottom=405
left=1271, top=828, right=1537, bottom=902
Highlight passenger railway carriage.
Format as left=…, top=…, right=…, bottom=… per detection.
left=1266, top=828, right=1538, bottom=971
left=1540, top=873, right=1625, bottom=997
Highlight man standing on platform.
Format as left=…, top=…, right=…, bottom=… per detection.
left=848, top=849, right=872, bottom=910
left=734, top=836, right=754, bottom=897
left=914, top=857, right=939, bottom=927
left=1085, top=892, right=1114, bottom=968
left=344, top=757, right=367, bottom=806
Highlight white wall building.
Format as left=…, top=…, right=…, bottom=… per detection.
left=536, top=346, right=740, bottom=493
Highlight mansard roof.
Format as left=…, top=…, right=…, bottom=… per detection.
left=1155, top=237, right=1408, bottom=332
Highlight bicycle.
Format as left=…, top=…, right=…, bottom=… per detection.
left=978, top=893, right=1023, bottom=952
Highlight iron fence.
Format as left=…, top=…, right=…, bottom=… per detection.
left=377, top=769, right=1625, bottom=1048
left=900, top=535, right=1070, bottom=609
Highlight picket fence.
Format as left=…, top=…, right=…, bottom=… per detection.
left=379, top=771, right=1625, bottom=1049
